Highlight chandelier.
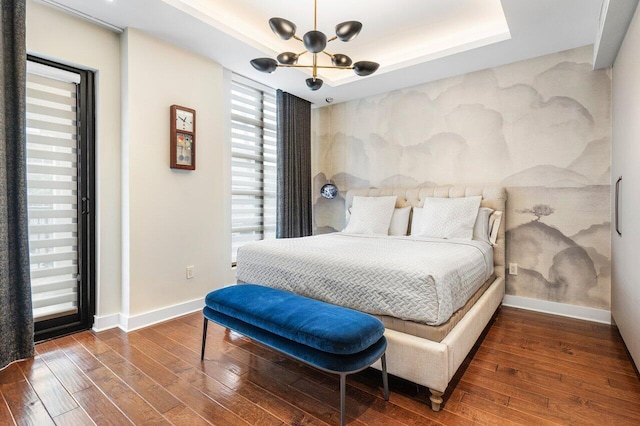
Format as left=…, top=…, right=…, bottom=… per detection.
left=250, top=0, right=380, bottom=91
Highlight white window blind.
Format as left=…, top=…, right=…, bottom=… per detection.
left=26, top=61, right=81, bottom=322
left=231, top=77, right=277, bottom=263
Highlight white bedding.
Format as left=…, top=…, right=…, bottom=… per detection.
left=235, top=233, right=493, bottom=326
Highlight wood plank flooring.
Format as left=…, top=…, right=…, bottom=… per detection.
left=1, top=307, right=639, bottom=425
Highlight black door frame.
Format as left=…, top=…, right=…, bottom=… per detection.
left=27, top=55, right=96, bottom=342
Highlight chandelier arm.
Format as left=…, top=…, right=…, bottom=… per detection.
left=293, top=35, right=304, bottom=42
left=314, top=0, right=317, bottom=30
left=313, top=53, right=317, bottom=78
left=327, top=36, right=337, bottom=43
left=297, top=50, right=308, bottom=57
left=277, top=64, right=354, bottom=70
left=321, top=50, right=334, bottom=58
left=315, top=65, right=354, bottom=69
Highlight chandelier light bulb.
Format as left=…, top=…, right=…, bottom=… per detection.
left=277, top=52, right=299, bottom=65
left=303, top=30, right=327, bottom=53
left=353, top=61, right=380, bottom=76
left=335, top=21, right=362, bottom=42
left=306, top=78, right=324, bottom=91
left=250, top=58, right=278, bottom=73
left=269, top=17, right=297, bottom=40
left=331, top=54, right=352, bottom=67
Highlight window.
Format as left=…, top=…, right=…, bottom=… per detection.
left=230, top=77, right=277, bottom=264
left=26, top=56, right=95, bottom=341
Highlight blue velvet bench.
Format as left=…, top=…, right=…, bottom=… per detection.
left=201, top=284, right=389, bottom=426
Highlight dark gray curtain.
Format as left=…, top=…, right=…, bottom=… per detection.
left=276, top=90, right=312, bottom=238
left=0, top=0, right=34, bottom=369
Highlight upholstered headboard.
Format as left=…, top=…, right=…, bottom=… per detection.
left=345, top=186, right=507, bottom=278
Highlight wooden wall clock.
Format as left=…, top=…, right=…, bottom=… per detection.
left=170, top=105, right=196, bottom=170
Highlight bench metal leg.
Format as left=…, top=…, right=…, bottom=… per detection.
left=201, top=318, right=208, bottom=360
left=339, top=373, right=346, bottom=426
left=381, top=353, right=389, bottom=401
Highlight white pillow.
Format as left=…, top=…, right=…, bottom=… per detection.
left=343, top=196, right=397, bottom=235
left=411, top=204, right=491, bottom=240
left=473, top=207, right=494, bottom=245
left=389, top=206, right=411, bottom=236
left=417, top=196, right=482, bottom=240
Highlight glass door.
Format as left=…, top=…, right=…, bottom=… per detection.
left=25, top=56, right=95, bottom=341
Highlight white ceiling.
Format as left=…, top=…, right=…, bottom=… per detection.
left=39, top=0, right=605, bottom=106
left=174, top=0, right=511, bottom=85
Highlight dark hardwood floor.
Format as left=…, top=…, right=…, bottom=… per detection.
left=1, top=307, right=639, bottom=425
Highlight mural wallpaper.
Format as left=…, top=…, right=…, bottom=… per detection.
left=311, top=46, right=611, bottom=310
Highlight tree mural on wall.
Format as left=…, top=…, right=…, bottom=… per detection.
left=517, top=204, right=555, bottom=222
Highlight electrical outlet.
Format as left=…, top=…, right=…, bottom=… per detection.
left=509, top=263, right=518, bottom=275
left=186, top=265, right=195, bottom=279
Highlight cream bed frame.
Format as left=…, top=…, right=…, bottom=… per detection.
left=345, top=185, right=506, bottom=411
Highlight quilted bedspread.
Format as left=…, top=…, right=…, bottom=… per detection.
left=235, top=233, right=493, bottom=326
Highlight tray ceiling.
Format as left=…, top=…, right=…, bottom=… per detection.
left=38, top=0, right=603, bottom=105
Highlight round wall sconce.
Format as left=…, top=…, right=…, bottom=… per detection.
left=321, top=183, right=338, bottom=199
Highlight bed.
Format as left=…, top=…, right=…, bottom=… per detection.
left=236, top=185, right=506, bottom=411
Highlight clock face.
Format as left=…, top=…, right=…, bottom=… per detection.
left=176, top=110, right=194, bottom=132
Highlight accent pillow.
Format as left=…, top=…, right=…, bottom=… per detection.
left=343, top=196, right=397, bottom=235
left=411, top=204, right=491, bottom=239
left=389, top=206, right=411, bottom=236
left=473, top=207, right=494, bottom=245
left=417, top=196, right=482, bottom=240
left=489, top=211, right=503, bottom=245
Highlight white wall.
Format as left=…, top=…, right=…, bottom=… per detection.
left=121, top=29, right=235, bottom=319
left=26, top=2, right=236, bottom=329
left=26, top=0, right=122, bottom=318
left=612, top=4, right=640, bottom=368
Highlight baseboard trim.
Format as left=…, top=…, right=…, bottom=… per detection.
left=120, top=297, right=205, bottom=332
left=92, top=298, right=204, bottom=333
left=502, top=295, right=611, bottom=324
left=96, top=295, right=611, bottom=332
left=92, top=313, right=121, bottom=332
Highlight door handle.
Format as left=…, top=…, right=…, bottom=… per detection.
left=81, top=196, right=90, bottom=215
left=615, top=176, right=622, bottom=237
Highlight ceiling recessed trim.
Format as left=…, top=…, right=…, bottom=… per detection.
left=166, top=0, right=511, bottom=87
